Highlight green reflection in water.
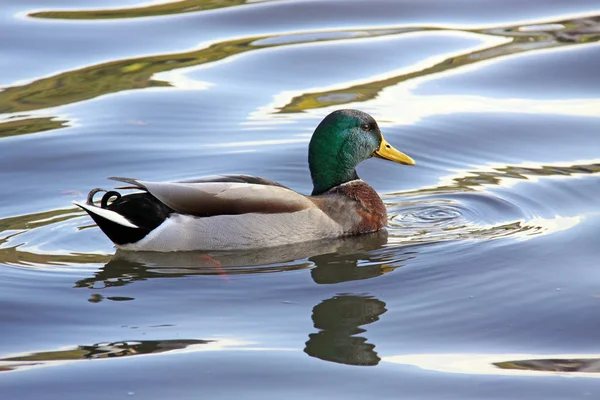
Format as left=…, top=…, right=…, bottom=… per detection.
left=397, top=162, right=600, bottom=196
left=278, top=17, right=600, bottom=113
left=0, top=36, right=251, bottom=114
left=0, top=116, right=68, bottom=138
left=0, top=207, right=79, bottom=232
left=495, top=358, right=600, bottom=373
left=277, top=16, right=600, bottom=113
left=29, top=0, right=267, bottom=20
left=2, top=15, right=598, bottom=117
left=0, top=28, right=405, bottom=115
left=304, top=295, right=387, bottom=366
left=0, top=339, right=210, bottom=372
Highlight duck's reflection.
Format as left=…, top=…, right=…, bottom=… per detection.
left=75, top=230, right=393, bottom=290
left=309, top=251, right=394, bottom=285
left=72, top=231, right=397, bottom=367
left=304, top=295, right=387, bottom=366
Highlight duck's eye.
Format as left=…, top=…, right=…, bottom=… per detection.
left=361, top=123, right=370, bottom=131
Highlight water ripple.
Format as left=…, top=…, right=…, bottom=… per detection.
left=384, top=159, right=600, bottom=244
left=386, top=194, right=543, bottom=244
left=394, top=201, right=464, bottom=226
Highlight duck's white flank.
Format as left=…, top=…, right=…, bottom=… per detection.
left=73, top=201, right=139, bottom=229
left=119, top=208, right=345, bottom=252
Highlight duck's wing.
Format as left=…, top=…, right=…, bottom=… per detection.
left=108, top=176, right=314, bottom=217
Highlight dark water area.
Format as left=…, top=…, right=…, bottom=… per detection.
left=1, top=0, right=600, bottom=398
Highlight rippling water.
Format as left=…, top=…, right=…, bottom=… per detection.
left=1, top=0, right=600, bottom=398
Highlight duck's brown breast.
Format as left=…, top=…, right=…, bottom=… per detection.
left=312, top=180, right=388, bottom=235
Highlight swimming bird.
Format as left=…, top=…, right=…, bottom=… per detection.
left=74, top=109, right=415, bottom=252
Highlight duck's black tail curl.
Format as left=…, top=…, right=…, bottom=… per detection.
left=86, top=188, right=122, bottom=208
left=78, top=188, right=173, bottom=246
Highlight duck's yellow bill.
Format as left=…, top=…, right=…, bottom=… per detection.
left=374, top=137, right=415, bottom=166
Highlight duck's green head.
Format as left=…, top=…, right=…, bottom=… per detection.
left=308, top=109, right=415, bottom=195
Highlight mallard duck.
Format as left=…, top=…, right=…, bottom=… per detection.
left=74, top=109, right=415, bottom=252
